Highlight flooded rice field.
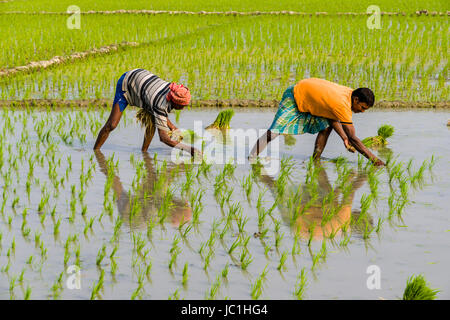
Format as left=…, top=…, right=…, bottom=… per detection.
left=0, top=107, right=449, bottom=299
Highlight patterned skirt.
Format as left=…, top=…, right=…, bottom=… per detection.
left=269, top=85, right=330, bottom=135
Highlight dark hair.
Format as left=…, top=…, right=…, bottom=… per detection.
left=352, top=88, right=375, bottom=107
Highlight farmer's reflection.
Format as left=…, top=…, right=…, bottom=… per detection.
left=256, top=163, right=370, bottom=240
left=94, top=150, right=192, bottom=229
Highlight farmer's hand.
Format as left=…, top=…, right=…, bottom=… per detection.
left=373, top=158, right=385, bottom=166
left=344, top=139, right=355, bottom=153
left=169, top=129, right=183, bottom=142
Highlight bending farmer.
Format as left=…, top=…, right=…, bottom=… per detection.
left=249, top=78, right=385, bottom=166
left=94, top=68, right=200, bottom=156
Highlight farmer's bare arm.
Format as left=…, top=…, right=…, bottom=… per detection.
left=167, top=118, right=177, bottom=131
left=158, top=128, right=200, bottom=156
left=94, top=103, right=123, bottom=150
left=342, top=124, right=385, bottom=165
left=328, top=120, right=354, bottom=152
left=328, top=120, right=348, bottom=141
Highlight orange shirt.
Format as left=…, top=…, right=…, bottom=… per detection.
left=293, top=78, right=353, bottom=124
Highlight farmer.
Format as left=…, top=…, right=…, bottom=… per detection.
left=249, top=78, right=385, bottom=166
left=93, top=68, right=201, bottom=156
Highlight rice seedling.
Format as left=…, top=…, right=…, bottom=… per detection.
left=205, top=109, right=235, bottom=130
left=277, top=251, right=288, bottom=271
left=357, top=194, right=373, bottom=224
left=406, top=159, right=414, bottom=176
left=75, top=245, right=81, bottom=267
left=182, top=262, right=189, bottom=286
left=428, top=155, right=436, bottom=171
left=24, top=286, right=32, bottom=300
left=241, top=173, right=254, bottom=201
left=203, top=250, right=214, bottom=271
left=367, top=166, right=381, bottom=199
left=26, top=255, right=33, bottom=265
left=168, top=289, right=180, bottom=300
left=198, top=242, right=206, bottom=258
left=180, top=223, right=194, bottom=239
left=362, top=125, right=394, bottom=148
left=90, top=269, right=105, bottom=300
left=239, top=249, right=253, bottom=270
left=21, top=219, right=31, bottom=238
left=402, top=274, right=439, bottom=300
left=274, top=232, right=284, bottom=249
left=410, top=159, right=428, bottom=187
left=221, top=262, right=230, bottom=279
left=18, top=269, right=26, bottom=284
left=51, top=274, right=63, bottom=300
left=96, top=244, right=107, bottom=267
left=169, top=236, right=181, bottom=270
left=205, top=275, right=222, bottom=300
left=9, top=277, right=16, bottom=300
left=197, top=160, right=212, bottom=178
left=53, top=218, right=61, bottom=236
left=1, top=260, right=11, bottom=273
left=275, top=156, right=295, bottom=198
left=219, top=222, right=230, bottom=239
left=228, top=237, right=241, bottom=255
left=251, top=264, right=269, bottom=299
left=206, top=228, right=217, bottom=248
left=375, top=218, right=384, bottom=234
left=131, top=272, right=145, bottom=300
left=362, top=220, right=374, bottom=240
left=293, top=268, right=307, bottom=300
left=236, top=214, right=249, bottom=234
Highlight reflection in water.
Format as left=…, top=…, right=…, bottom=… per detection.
left=377, top=146, right=393, bottom=161
left=94, top=150, right=192, bottom=229
left=256, top=162, right=370, bottom=241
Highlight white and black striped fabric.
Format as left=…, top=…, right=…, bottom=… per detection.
left=122, top=68, right=172, bottom=131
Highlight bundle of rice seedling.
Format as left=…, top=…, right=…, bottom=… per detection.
left=362, top=124, right=394, bottom=148
left=205, top=109, right=235, bottom=130
left=402, top=274, right=439, bottom=300
left=136, top=109, right=154, bottom=129
left=377, top=125, right=395, bottom=140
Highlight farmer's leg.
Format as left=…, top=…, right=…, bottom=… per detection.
left=312, top=127, right=332, bottom=160
left=93, top=102, right=123, bottom=149
left=249, top=130, right=279, bottom=158
left=94, top=72, right=127, bottom=150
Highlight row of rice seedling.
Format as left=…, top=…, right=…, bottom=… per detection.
left=0, top=14, right=237, bottom=68
left=2, top=15, right=447, bottom=102
left=1, top=0, right=446, bottom=13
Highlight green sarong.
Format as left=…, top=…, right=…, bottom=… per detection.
left=269, top=85, right=330, bottom=135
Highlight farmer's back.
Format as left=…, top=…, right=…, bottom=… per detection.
left=294, top=78, right=353, bottom=124
left=122, top=68, right=171, bottom=113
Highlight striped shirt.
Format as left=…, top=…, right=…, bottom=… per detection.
left=122, top=69, right=172, bottom=131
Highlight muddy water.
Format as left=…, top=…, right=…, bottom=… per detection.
left=0, top=108, right=448, bottom=299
